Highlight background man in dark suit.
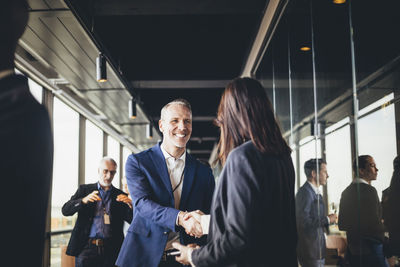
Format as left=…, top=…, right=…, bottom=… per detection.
left=382, top=156, right=400, bottom=258
left=116, top=99, right=215, bottom=267
left=339, top=155, right=388, bottom=267
left=1, top=1, right=54, bottom=266
left=62, top=157, right=133, bottom=267
left=296, top=159, right=337, bottom=267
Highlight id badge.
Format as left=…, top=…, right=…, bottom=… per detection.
left=104, top=213, right=110, bottom=224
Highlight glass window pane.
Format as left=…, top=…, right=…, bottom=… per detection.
left=351, top=2, right=400, bottom=263
left=291, top=147, right=298, bottom=193
left=122, top=147, right=132, bottom=194
left=122, top=147, right=132, bottom=174
left=107, top=136, right=120, bottom=188
left=50, top=233, right=72, bottom=267
left=52, top=98, right=79, bottom=231
left=85, top=121, right=103, bottom=184
left=358, top=94, right=393, bottom=117
left=358, top=101, right=396, bottom=199
left=299, top=138, right=321, bottom=186
left=325, top=123, right=352, bottom=210
left=28, top=78, right=43, bottom=103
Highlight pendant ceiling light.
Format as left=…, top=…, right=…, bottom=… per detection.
left=96, top=52, right=107, bottom=82
left=129, top=99, right=136, bottom=119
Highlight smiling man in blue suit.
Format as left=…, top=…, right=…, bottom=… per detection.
left=116, top=99, right=215, bottom=267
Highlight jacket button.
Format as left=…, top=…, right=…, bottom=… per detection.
left=163, top=231, right=168, bottom=235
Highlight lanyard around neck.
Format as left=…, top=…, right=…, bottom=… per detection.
left=172, top=169, right=185, bottom=193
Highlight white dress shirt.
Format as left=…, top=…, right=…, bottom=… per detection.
left=353, top=177, right=369, bottom=185
left=160, top=144, right=186, bottom=250
left=307, top=181, right=322, bottom=195
left=307, top=181, right=330, bottom=227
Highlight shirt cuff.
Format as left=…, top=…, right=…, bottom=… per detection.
left=176, top=211, right=181, bottom=226
left=200, top=214, right=211, bottom=235
left=188, top=248, right=195, bottom=267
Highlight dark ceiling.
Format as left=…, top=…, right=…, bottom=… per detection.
left=22, top=0, right=400, bottom=160
left=96, top=14, right=260, bottom=80
left=66, top=0, right=269, bottom=160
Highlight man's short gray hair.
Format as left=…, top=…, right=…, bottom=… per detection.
left=99, top=157, right=117, bottom=168
left=160, top=98, right=192, bottom=120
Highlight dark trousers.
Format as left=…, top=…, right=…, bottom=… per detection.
left=158, top=260, right=182, bottom=267
left=298, top=258, right=325, bottom=267
left=158, top=251, right=183, bottom=267
left=347, top=243, right=389, bottom=267
left=75, top=243, right=116, bottom=267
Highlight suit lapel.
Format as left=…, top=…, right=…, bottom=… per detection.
left=110, top=187, right=124, bottom=219
left=304, top=182, right=316, bottom=197
left=87, top=183, right=100, bottom=212
left=110, top=186, right=118, bottom=208
left=88, top=183, right=98, bottom=191
left=149, top=143, right=174, bottom=198
left=304, top=182, right=325, bottom=214
left=179, top=153, right=196, bottom=211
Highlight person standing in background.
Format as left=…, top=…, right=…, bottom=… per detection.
left=339, top=155, right=388, bottom=267
left=62, top=157, right=133, bottom=267
left=121, top=176, right=132, bottom=237
left=382, top=156, right=400, bottom=259
left=296, top=158, right=337, bottom=267
left=1, top=1, right=53, bottom=266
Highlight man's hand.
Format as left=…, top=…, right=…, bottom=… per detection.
left=172, top=242, right=199, bottom=266
left=183, top=210, right=204, bottom=222
left=82, top=190, right=101, bottom=204
left=116, top=194, right=133, bottom=209
left=328, top=213, right=338, bottom=224
left=178, top=212, right=203, bottom=238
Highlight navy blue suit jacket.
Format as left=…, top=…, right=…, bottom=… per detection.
left=296, top=182, right=329, bottom=261
left=116, top=143, right=215, bottom=267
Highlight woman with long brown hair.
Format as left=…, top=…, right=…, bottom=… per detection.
left=173, top=77, right=298, bottom=266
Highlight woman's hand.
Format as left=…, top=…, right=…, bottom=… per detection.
left=172, top=242, right=200, bottom=266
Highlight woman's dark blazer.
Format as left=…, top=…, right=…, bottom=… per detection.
left=62, top=183, right=133, bottom=257
left=192, top=141, right=298, bottom=267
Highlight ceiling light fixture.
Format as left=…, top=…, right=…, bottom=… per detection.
left=96, top=52, right=107, bottom=82
left=129, top=99, right=136, bottom=119
left=333, top=0, right=346, bottom=4
left=146, top=123, right=153, bottom=139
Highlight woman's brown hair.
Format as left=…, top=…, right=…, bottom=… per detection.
left=216, top=77, right=291, bottom=165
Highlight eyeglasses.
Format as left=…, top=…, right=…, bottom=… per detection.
left=102, top=169, right=116, bottom=175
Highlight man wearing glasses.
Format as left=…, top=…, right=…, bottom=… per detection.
left=62, top=157, right=133, bottom=267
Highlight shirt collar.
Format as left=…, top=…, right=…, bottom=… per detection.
left=160, top=143, right=186, bottom=164
left=0, top=69, right=14, bottom=81
left=353, top=178, right=369, bottom=185
left=307, top=181, right=322, bottom=195
left=97, top=182, right=113, bottom=193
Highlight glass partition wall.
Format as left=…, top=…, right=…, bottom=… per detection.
left=256, top=0, right=400, bottom=265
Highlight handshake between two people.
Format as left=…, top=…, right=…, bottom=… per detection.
left=178, top=209, right=207, bottom=238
